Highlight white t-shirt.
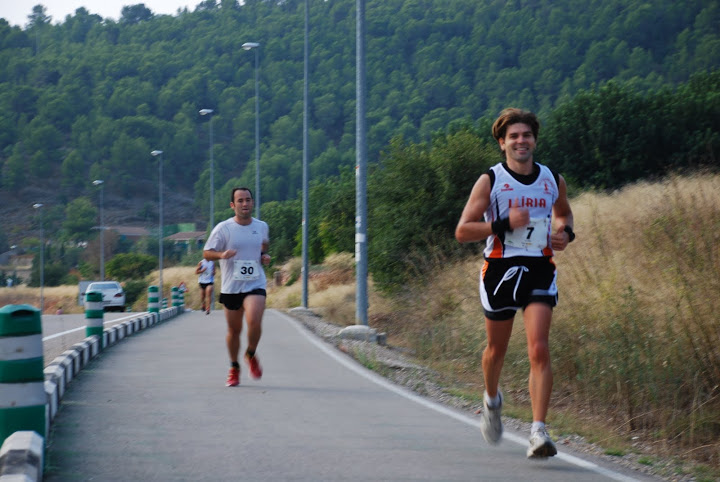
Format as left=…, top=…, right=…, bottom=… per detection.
left=203, top=217, right=269, bottom=294
left=197, top=259, right=215, bottom=284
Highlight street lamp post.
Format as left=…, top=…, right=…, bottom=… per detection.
left=242, top=41, right=261, bottom=218
left=92, top=179, right=105, bottom=280
left=151, top=150, right=164, bottom=299
left=355, top=0, right=368, bottom=326
left=302, top=0, right=310, bottom=308
left=32, top=203, right=44, bottom=312
left=199, top=109, right=214, bottom=230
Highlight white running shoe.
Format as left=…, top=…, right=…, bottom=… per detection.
left=527, top=428, right=557, bottom=459
left=480, top=391, right=503, bottom=444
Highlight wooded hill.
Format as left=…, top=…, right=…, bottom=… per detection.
left=0, top=0, right=718, bottom=284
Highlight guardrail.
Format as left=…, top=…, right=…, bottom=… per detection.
left=0, top=296, right=185, bottom=481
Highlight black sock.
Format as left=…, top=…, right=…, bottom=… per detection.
left=246, top=349, right=255, bottom=359
left=231, top=361, right=240, bottom=369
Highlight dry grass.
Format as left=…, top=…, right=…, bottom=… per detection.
left=267, top=253, right=391, bottom=327
left=549, top=174, right=720, bottom=468
left=0, top=285, right=81, bottom=314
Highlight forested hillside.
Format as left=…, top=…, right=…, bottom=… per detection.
left=0, top=0, right=718, bottom=284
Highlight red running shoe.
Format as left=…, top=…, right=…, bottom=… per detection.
left=225, top=367, right=240, bottom=387
left=245, top=353, right=263, bottom=380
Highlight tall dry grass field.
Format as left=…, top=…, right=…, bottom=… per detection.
left=0, top=285, right=81, bottom=314
left=387, top=173, right=720, bottom=468
left=552, top=174, right=720, bottom=462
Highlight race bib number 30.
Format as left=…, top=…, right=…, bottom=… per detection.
left=233, top=260, right=260, bottom=281
left=504, top=217, right=549, bottom=250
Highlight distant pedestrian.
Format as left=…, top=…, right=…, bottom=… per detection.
left=196, top=259, right=215, bottom=315
left=203, top=187, right=271, bottom=387
left=455, top=108, right=575, bottom=459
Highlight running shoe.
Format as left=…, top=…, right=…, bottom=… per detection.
left=480, top=391, right=503, bottom=444
left=201, top=303, right=206, bottom=312
left=527, top=427, right=557, bottom=459
left=245, top=353, right=263, bottom=380
left=225, top=366, right=240, bottom=387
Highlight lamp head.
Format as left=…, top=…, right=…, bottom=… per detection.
left=93, top=179, right=104, bottom=186
left=199, top=109, right=213, bottom=116
left=151, top=150, right=163, bottom=157
left=33, top=203, right=43, bottom=209
left=242, top=42, right=260, bottom=50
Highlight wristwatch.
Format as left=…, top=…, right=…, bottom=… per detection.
left=563, top=225, right=576, bottom=242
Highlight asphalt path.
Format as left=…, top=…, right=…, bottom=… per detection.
left=43, top=309, right=659, bottom=481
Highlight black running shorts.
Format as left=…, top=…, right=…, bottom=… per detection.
left=480, top=256, right=558, bottom=321
left=219, top=289, right=267, bottom=310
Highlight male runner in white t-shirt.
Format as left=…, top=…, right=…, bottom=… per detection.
left=203, top=187, right=271, bottom=387
left=456, top=108, right=575, bottom=459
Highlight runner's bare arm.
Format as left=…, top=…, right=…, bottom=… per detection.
left=456, top=174, right=493, bottom=244
left=551, top=175, right=574, bottom=250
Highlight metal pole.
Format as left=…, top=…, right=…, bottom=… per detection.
left=355, top=0, right=368, bottom=326
left=92, top=180, right=105, bottom=280
left=100, top=183, right=105, bottom=280
left=159, top=152, right=163, bottom=299
left=151, top=150, right=164, bottom=300
left=302, top=0, right=310, bottom=308
left=254, top=47, right=260, bottom=219
left=33, top=203, right=44, bottom=312
left=39, top=215, right=44, bottom=313
left=200, top=109, right=214, bottom=230
left=209, top=115, right=214, bottom=228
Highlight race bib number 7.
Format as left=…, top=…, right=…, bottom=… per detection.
left=233, top=260, right=260, bottom=281
left=504, top=217, right=549, bottom=250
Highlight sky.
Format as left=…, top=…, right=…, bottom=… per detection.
left=1, top=1, right=195, bottom=28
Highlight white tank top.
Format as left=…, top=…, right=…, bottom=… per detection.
left=483, top=162, right=558, bottom=259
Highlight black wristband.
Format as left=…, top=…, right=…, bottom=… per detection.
left=491, top=217, right=511, bottom=235
left=563, top=225, right=576, bottom=242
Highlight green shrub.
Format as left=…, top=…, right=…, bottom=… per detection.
left=123, top=279, right=148, bottom=306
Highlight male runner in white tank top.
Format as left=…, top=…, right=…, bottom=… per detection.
left=455, top=108, right=575, bottom=459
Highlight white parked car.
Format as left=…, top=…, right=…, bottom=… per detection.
left=86, top=281, right=126, bottom=312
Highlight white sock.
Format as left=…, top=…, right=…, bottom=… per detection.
left=531, top=421, right=545, bottom=434
left=484, top=391, right=501, bottom=408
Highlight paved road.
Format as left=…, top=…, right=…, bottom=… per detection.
left=44, top=309, right=657, bottom=481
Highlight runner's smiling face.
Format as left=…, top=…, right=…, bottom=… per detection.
left=499, top=122, right=536, bottom=165
left=231, top=189, right=254, bottom=221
